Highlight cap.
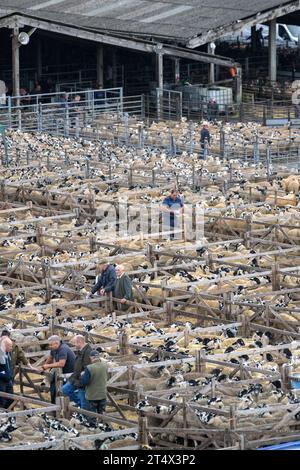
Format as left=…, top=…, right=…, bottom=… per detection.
left=90, top=350, right=100, bottom=358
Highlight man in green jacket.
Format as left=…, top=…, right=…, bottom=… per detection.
left=80, top=350, right=107, bottom=414
left=114, top=264, right=133, bottom=310
left=62, top=335, right=91, bottom=409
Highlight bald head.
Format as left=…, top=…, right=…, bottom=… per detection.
left=1, top=337, right=13, bottom=353
left=72, top=335, right=87, bottom=350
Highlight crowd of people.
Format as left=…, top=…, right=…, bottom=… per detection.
left=0, top=329, right=108, bottom=413
left=1, top=79, right=106, bottom=108
left=0, top=263, right=133, bottom=412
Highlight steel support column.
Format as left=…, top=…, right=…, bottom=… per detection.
left=268, top=19, right=277, bottom=82
left=175, top=58, right=180, bottom=83
left=157, top=51, right=164, bottom=119
left=96, top=45, right=104, bottom=87
left=236, top=66, right=242, bottom=104
left=208, top=42, right=216, bottom=84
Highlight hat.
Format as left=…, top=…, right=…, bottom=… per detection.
left=0, top=329, right=11, bottom=337
left=90, top=350, right=100, bottom=358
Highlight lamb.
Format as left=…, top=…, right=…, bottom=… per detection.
left=195, top=410, right=225, bottom=428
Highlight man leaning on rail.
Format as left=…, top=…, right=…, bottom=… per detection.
left=61, top=335, right=92, bottom=409
left=40, top=335, right=75, bottom=404
left=87, top=263, right=117, bottom=299
left=80, top=349, right=107, bottom=416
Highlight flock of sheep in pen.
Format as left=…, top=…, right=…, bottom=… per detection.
left=1, top=120, right=300, bottom=450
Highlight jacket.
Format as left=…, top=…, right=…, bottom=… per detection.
left=11, top=344, right=28, bottom=376
left=91, top=265, right=117, bottom=295
left=114, top=274, right=133, bottom=301
left=0, top=354, right=13, bottom=384
left=80, top=360, right=107, bottom=401
left=200, top=128, right=210, bottom=144
left=69, top=343, right=92, bottom=387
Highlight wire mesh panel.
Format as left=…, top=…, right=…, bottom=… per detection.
left=156, top=89, right=182, bottom=121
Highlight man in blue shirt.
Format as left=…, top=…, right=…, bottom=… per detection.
left=161, top=189, right=184, bottom=239
left=41, top=335, right=76, bottom=404
left=0, top=337, right=14, bottom=409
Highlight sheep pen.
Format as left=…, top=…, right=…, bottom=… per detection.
left=1, top=128, right=300, bottom=451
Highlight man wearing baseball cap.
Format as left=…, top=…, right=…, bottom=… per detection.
left=80, top=350, right=107, bottom=414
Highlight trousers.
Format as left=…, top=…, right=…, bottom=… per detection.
left=87, top=399, right=106, bottom=414
left=0, top=380, right=14, bottom=409
left=61, top=381, right=88, bottom=409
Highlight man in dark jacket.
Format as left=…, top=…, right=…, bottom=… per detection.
left=1, top=329, right=34, bottom=377
left=0, top=337, right=14, bottom=409
left=80, top=350, right=107, bottom=415
left=200, top=122, right=211, bottom=153
left=61, top=335, right=91, bottom=409
left=207, top=99, right=218, bottom=122
left=89, top=263, right=117, bottom=297
left=114, top=265, right=133, bottom=310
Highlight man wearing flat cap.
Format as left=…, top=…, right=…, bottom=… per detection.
left=80, top=350, right=107, bottom=414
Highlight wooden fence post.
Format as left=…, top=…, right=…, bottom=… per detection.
left=195, top=349, right=206, bottom=373
left=229, top=404, right=237, bottom=446
left=165, top=300, right=175, bottom=325
left=119, top=332, right=128, bottom=355
left=138, top=416, right=149, bottom=448
left=224, top=292, right=232, bottom=320
left=238, top=314, right=250, bottom=337
left=272, top=263, right=280, bottom=291
left=281, top=364, right=292, bottom=392
left=137, top=385, right=144, bottom=403
left=127, top=365, right=134, bottom=406
left=182, top=397, right=188, bottom=447
left=89, top=236, right=96, bottom=253
left=184, top=326, right=190, bottom=348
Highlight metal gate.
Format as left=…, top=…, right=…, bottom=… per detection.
left=156, top=89, right=182, bottom=121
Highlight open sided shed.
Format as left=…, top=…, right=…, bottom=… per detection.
left=0, top=1, right=300, bottom=100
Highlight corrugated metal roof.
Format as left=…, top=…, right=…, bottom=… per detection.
left=0, top=0, right=297, bottom=43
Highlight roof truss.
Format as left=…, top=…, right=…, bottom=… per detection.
left=0, top=13, right=238, bottom=67
left=187, top=0, right=300, bottom=48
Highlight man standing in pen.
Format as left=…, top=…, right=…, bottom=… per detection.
left=88, top=263, right=117, bottom=298
left=161, top=189, right=184, bottom=240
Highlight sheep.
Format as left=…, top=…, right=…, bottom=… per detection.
left=195, top=410, right=225, bottom=428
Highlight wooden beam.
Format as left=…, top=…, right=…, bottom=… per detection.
left=0, top=14, right=156, bottom=53
left=0, top=14, right=237, bottom=68
left=12, top=27, right=20, bottom=105
left=162, top=45, right=237, bottom=68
